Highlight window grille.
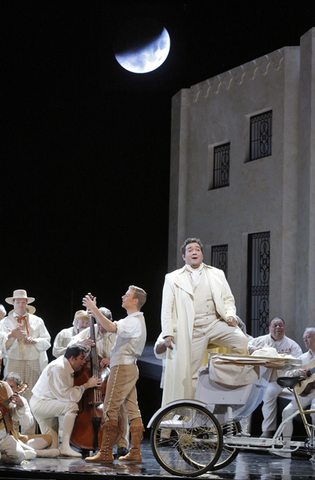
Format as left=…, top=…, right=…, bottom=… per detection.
left=247, top=231, right=270, bottom=336
left=213, top=143, right=230, bottom=188
left=211, top=244, right=228, bottom=277
left=250, top=111, right=272, bottom=161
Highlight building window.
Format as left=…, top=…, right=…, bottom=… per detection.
left=247, top=231, right=270, bottom=336
left=213, top=143, right=230, bottom=188
left=211, top=244, right=228, bottom=277
left=250, top=111, right=272, bottom=161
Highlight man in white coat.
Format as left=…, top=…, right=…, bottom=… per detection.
left=161, top=237, right=248, bottom=405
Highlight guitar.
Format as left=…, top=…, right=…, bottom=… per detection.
left=0, top=382, right=28, bottom=418
left=295, top=361, right=315, bottom=396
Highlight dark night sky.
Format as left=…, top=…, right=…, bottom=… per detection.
left=3, top=1, right=315, bottom=353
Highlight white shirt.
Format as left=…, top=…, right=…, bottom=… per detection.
left=110, top=312, right=147, bottom=367
left=0, top=382, right=31, bottom=440
left=248, top=333, right=302, bottom=357
left=0, top=313, right=51, bottom=361
left=32, top=356, right=85, bottom=403
left=69, top=324, right=117, bottom=359
left=53, top=326, right=77, bottom=358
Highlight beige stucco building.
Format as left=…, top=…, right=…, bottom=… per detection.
left=168, top=28, right=315, bottom=344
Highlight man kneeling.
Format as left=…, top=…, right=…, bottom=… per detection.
left=30, top=344, right=101, bottom=457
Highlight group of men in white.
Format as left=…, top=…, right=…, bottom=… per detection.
left=0, top=285, right=147, bottom=465
left=0, top=237, right=315, bottom=465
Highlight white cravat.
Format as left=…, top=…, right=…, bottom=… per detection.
left=185, top=263, right=204, bottom=286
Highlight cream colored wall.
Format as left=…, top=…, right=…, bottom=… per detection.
left=169, top=34, right=312, bottom=343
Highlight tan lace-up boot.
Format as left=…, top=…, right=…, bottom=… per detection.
left=119, top=423, right=144, bottom=463
left=85, top=420, right=118, bottom=464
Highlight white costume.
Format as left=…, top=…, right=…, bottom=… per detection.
left=53, top=326, right=77, bottom=358
left=30, top=355, right=85, bottom=448
left=0, top=312, right=51, bottom=409
left=0, top=381, right=26, bottom=464
left=154, top=333, right=166, bottom=388
left=102, top=312, right=147, bottom=422
left=282, top=350, right=315, bottom=439
left=161, top=263, right=248, bottom=405
left=69, top=324, right=116, bottom=359
left=248, top=333, right=302, bottom=433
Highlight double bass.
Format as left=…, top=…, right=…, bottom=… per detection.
left=70, top=305, right=122, bottom=451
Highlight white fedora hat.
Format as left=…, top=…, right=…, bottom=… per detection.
left=5, top=289, right=35, bottom=306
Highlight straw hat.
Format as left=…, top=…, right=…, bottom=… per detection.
left=6, top=289, right=35, bottom=306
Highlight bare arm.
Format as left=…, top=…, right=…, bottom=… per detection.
left=82, top=295, right=117, bottom=333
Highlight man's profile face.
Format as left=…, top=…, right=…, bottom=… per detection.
left=269, top=318, right=285, bottom=341
left=6, top=379, right=18, bottom=392
left=70, top=353, right=87, bottom=372
left=122, top=288, right=136, bottom=311
left=183, top=242, right=203, bottom=269
left=13, top=298, right=28, bottom=316
left=303, top=329, right=315, bottom=351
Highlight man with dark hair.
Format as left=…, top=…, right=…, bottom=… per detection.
left=30, top=344, right=101, bottom=457
left=82, top=285, right=147, bottom=464
left=161, top=237, right=248, bottom=405
left=248, top=316, right=302, bottom=438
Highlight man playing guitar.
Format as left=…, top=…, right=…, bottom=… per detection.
left=281, top=327, right=315, bottom=450
left=0, top=380, right=27, bottom=464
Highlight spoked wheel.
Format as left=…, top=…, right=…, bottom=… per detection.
left=150, top=402, right=223, bottom=477
left=210, top=420, right=241, bottom=471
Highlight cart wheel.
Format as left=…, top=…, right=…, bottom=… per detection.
left=150, top=402, right=223, bottom=477
left=210, top=420, right=241, bottom=470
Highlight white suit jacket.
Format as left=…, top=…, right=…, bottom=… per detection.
left=161, top=264, right=236, bottom=405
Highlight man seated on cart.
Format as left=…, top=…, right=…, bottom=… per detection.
left=248, top=317, right=302, bottom=438
left=281, top=327, right=315, bottom=448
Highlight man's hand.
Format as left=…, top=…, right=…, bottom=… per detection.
left=84, top=375, right=102, bottom=390
left=9, top=326, right=27, bottom=342
left=296, top=368, right=307, bottom=377
left=80, top=338, right=95, bottom=347
left=100, top=358, right=110, bottom=368
left=226, top=316, right=237, bottom=327
left=164, top=336, right=175, bottom=350
left=10, top=393, right=24, bottom=408
left=23, top=337, right=37, bottom=345
left=82, top=294, right=97, bottom=312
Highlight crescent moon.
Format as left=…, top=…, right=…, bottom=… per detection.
left=115, top=27, right=171, bottom=74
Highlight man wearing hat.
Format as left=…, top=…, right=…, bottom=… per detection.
left=52, top=310, right=90, bottom=358
left=0, top=289, right=51, bottom=434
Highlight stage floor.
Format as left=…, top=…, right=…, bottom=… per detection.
left=1, top=439, right=315, bottom=480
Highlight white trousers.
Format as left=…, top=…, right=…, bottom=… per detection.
left=282, top=391, right=315, bottom=438
left=0, top=433, right=25, bottom=464
left=261, top=381, right=283, bottom=433
left=191, top=319, right=248, bottom=395
left=30, top=395, right=78, bottom=448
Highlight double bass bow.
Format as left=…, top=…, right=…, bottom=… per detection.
left=70, top=295, right=122, bottom=451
